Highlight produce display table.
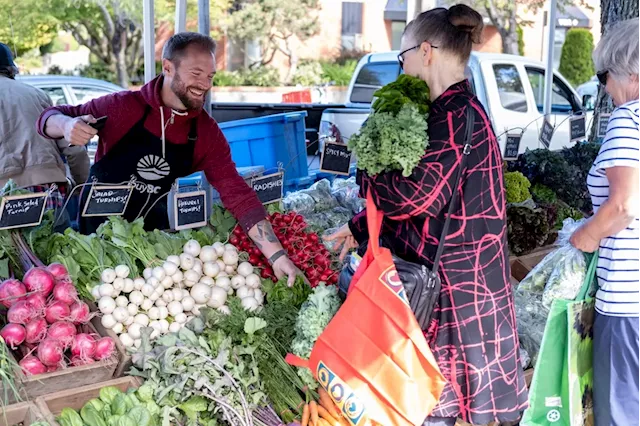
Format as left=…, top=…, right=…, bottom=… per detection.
left=1, top=401, right=45, bottom=425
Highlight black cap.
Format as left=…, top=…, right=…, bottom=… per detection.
left=0, top=43, right=16, bottom=67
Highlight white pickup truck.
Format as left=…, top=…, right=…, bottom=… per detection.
left=319, top=51, right=591, bottom=156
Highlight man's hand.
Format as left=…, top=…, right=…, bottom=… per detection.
left=248, top=219, right=306, bottom=287
left=272, top=255, right=304, bottom=287
left=323, top=223, right=358, bottom=261
left=63, top=115, right=98, bottom=146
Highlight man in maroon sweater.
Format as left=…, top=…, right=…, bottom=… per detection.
left=38, top=32, right=301, bottom=285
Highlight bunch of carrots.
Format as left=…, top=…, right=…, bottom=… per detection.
left=300, top=388, right=350, bottom=426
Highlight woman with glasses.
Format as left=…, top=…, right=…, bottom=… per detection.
left=325, top=5, right=527, bottom=426
left=570, top=18, right=639, bottom=426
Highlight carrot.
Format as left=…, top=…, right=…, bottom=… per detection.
left=310, top=401, right=320, bottom=426
left=317, top=404, right=340, bottom=425
left=302, top=404, right=311, bottom=426
left=318, top=387, right=341, bottom=418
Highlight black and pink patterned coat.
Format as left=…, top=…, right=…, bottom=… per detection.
left=349, top=80, right=528, bottom=424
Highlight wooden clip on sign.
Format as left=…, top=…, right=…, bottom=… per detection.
left=0, top=192, right=48, bottom=230
left=320, top=141, right=352, bottom=175
left=252, top=172, right=284, bottom=205
left=82, top=185, right=134, bottom=217
left=174, top=190, right=207, bottom=231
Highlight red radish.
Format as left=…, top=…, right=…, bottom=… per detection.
left=23, top=267, right=55, bottom=297
left=71, top=356, right=95, bottom=366
left=46, top=365, right=60, bottom=372
left=37, top=338, right=64, bottom=367
left=0, top=279, right=27, bottom=308
left=8, top=301, right=36, bottom=325
left=0, top=323, right=26, bottom=348
left=94, top=337, right=115, bottom=360
left=25, top=293, right=47, bottom=314
left=68, top=301, right=91, bottom=324
left=46, top=321, right=76, bottom=349
left=53, top=282, right=78, bottom=305
left=46, top=263, right=71, bottom=283
left=71, top=333, right=96, bottom=359
left=24, top=318, right=48, bottom=344
left=19, top=355, right=47, bottom=376
left=45, top=301, right=70, bottom=323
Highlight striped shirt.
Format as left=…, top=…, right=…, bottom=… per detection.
left=587, top=99, right=640, bottom=317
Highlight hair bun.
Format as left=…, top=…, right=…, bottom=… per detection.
left=448, top=4, right=484, bottom=43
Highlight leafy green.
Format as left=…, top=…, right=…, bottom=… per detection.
left=178, top=396, right=209, bottom=421
left=290, top=284, right=342, bottom=389
left=349, top=103, right=428, bottom=177
left=112, top=393, right=130, bottom=416
left=86, top=398, right=105, bottom=412
left=504, top=171, right=532, bottom=204
left=531, top=183, right=557, bottom=205
left=99, top=387, right=123, bottom=405
left=209, top=204, right=237, bottom=242
left=136, top=383, right=154, bottom=403
left=262, top=275, right=312, bottom=309
left=57, top=408, right=84, bottom=426
left=128, top=406, right=152, bottom=426
left=372, top=74, right=430, bottom=115
left=507, top=203, right=551, bottom=255
left=81, top=404, right=107, bottom=426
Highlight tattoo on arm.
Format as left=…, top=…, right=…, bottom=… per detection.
left=252, top=220, right=279, bottom=250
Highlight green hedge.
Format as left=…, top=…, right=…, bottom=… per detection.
left=558, top=28, right=595, bottom=87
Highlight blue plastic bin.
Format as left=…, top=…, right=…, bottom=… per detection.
left=219, top=112, right=309, bottom=188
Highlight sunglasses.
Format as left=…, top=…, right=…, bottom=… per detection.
left=597, top=70, right=609, bottom=86
left=398, top=43, right=439, bottom=70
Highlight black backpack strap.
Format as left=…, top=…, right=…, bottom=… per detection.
left=431, top=106, right=475, bottom=276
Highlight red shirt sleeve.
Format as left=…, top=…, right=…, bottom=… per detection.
left=193, top=121, right=267, bottom=231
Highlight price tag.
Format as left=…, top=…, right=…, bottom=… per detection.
left=504, top=133, right=522, bottom=160
left=0, top=193, right=48, bottom=230
left=539, top=119, right=554, bottom=149
left=597, top=113, right=611, bottom=139
left=82, top=185, right=133, bottom=217
left=252, top=172, right=284, bottom=205
left=174, top=190, right=207, bottom=231
left=570, top=115, right=587, bottom=142
left=320, top=142, right=352, bottom=175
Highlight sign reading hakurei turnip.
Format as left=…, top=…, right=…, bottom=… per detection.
left=252, top=172, right=284, bottom=205
left=0, top=192, right=48, bottom=230
left=174, top=190, right=207, bottom=231
left=320, top=141, right=352, bottom=175
left=82, top=184, right=134, bottom=217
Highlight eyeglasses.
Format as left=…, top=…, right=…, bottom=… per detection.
left=398, top=43, right=439, bottom=70
left=597, top=70, right=609, bottom=86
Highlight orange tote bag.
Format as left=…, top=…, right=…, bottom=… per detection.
left=287, top=190, right=446, bottom=426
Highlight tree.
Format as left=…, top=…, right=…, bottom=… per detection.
left=589, top=0, right=639, bottom=142
left=226, top=0, right=321, bottom=82
left=558, top=28, right=595, bottom=86
left=0, top=1, right=58, bottom=56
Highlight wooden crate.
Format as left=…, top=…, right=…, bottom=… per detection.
left=88, top=301, right=132, bottom=378
left=8, top=322, right=118, bottom=399
left=510, top=245, right=556, bottom=282
left=36, top=376, right=141, bottom=426
left=0, top=401, right=45, bottom=426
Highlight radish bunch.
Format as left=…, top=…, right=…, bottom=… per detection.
left=94, top=239, right=264, bottom=349
left=0, top=264, right=115, bottom=376
left=230, top=212, right=338, bottom=287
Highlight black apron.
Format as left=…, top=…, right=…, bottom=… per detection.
left=79, top=106, right=197, bottom=234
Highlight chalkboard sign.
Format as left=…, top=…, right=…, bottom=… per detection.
left=0, top=193, right=48, bottom=230
left=82, top=185, right=133, bottom=217
left=504, top=133, right=522, bottom=160
left=174, top=190, right=207, bottom=230
left=539, top=119, right=554, bottom=149
left=320, top=142, right=352, bottom=175
left=252, top=172, right=284, bottom=205
left=597, top=113, right=611, bottom=138
left=570, top=115, right=587, bottom=142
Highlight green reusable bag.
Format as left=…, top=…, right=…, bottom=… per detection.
left=521, top=252, right=598, bottom=426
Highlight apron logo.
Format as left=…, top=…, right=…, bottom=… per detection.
left=136, top=155, right=171, bottom=181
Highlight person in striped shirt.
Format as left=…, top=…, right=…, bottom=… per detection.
left=570, top=18, right=639, bottom=426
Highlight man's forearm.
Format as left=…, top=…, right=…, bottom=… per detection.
left=247, top=220, right=284, bottom=259
left=44, top=114, right=71, bottom=139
